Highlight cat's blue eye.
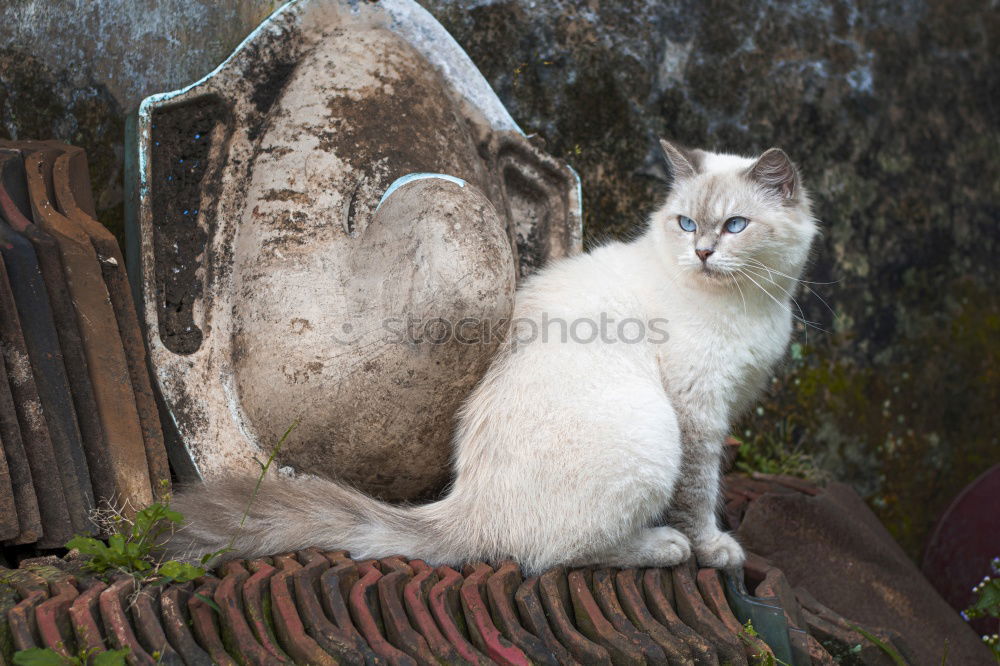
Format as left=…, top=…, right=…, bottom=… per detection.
left=678, top=215, right=696, bottom=232
left=724, top=216, right=748, bottom=233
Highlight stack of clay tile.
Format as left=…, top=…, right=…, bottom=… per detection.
left=0, top=545, right=903, bottom=665
left=0, top=140, right=169, bottom=549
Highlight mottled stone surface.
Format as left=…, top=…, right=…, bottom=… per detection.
left=1, top=0, right=997, bottom=558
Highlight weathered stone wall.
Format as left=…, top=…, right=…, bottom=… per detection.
left=1, top=0, right=996, bottom=559
left=0, top=0, right=281, bottom=239
left=416, top=0, right=1000, bottom=559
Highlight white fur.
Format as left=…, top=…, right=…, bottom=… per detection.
left=175, top=145, right=817, bottom=575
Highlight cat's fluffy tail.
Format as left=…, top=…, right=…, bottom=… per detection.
left=167, top=474, right=454, bottom=564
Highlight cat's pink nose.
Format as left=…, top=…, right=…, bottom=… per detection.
left=696, top=248, right=714, bottom=262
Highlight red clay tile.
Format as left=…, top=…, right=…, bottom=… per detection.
left=215, top=560, right=282, bottom=665
left=724, top=497, right=747, bottom=531
left=740, top=553, right=769, bottom=591
left=612, top=569, right=694, bottom=665
left=750, top=478, right=799, bottom=497
left=745, top=555, right=805, bottom=628
left=293, top=549, right=370, bottom=664
left=350, top=559, right=417, bottom=665
left=20, top=145, right=151, bottom=516
left=160, top=582, right=214, bottom=666
left=7, top=572, right=47, bottom=651
left=377, top=557, right=438, bottom=665
left=428, top=565, right=493, bottom=665
left=696, top=568, right=772, bottom=663
left=567, top=568, right=646, bottom=665
left=270, top=554, right=339, bottom=665
left=188, top=578, right=238, bottom=666
left=591, top=568, right=669, bottom=665
left=1, top=149, right=85, bottom=533
left=0, top=217, right=71, bottom=547
left=460, top=563, right=529, bottom=666
left=316, top=553, right=371, bottom=655
left=2, top=146, right=98, bottom=534
left=805, top=633, right=838, bottom=665
left=320, top=550, right=351, bottom=565
left=799, top=605, right=861, bottom=651
left=641, top=568, right=717, bottom=665
left=798, top=618, right=861, bottom=665
left=747, top=473, right=822, bottom=496
left=35, top=575, right=78, bottom=657
left=2, top=555, right=875, bottom=666
left=68, top=579, right=107, bottom=655
left=130, top=585, right=183, bottom=665
left=0, top=569, right=23, bottom=656
left=671, top=564, right=746, bottom=665
left=538, top=567, right=612, bottom=665
left=0, top=423, right=17, bottom=541
left=795, top=587, right=903, bottom=665
left=52, top=147, right=171, bottom=499
left=0, top=339, right=39, bottom=544
left=485, top=560, right=560, bottom=665
left=405, top=559, right=481, bottom=665
left=100, top=577, right=156, bottom=665
left=513, top=574, right=585, bottom=665
left=747, top=555, right=812, bottom=665
left=242, top=559, right=291, bottom=661
left=10, top=142, right=121, bottom=516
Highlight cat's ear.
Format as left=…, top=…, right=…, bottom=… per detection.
left=659, top=138, right=697, bottom=181
left=748, top=148, right=800, bottom=200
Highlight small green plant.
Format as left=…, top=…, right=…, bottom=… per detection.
left=241, top=421, right=298, bottom=531
left=737, top=619, right=791, bottom=666
left=66, top=481, right=205, bottom=585
left=733, top=431, right=819, bottom=479
left=961, top=556, right=1000, bottom=662
left=66, top=422, right=299, bottom=587
left=13, top=646, right=129, bottom=666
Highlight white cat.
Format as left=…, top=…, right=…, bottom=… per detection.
left=171, top=140, right=817, bottom=575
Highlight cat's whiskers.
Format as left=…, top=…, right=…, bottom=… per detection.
left=744, top=257, right=839, bottom=321
left=741, top=265, right=824, bottom=334
left=743, top=258, right=840, bottom=285
left=666, top=259, right=749, bottom=318
left=726, top=272, right=748, bottom=317
left=736, top=268, right=825, bottom=332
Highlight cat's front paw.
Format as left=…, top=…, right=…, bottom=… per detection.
left=693, top=531, right=745, bottom=569
left=647, top=525, right=692, bottom=566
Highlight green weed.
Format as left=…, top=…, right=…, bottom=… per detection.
left=732, top=429, right=821, bottom=480
left=13, top=646, right=129, bottom=666
left=737, top=619, right=792, bottom=666
left=66, top=422, right=299, bottom=585
left=66, top=481, right=204, bottom=585
left=961, top=556, right=1000, bottom=662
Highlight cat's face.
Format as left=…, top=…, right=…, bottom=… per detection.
left=653, top=141, right=817, bottom=288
